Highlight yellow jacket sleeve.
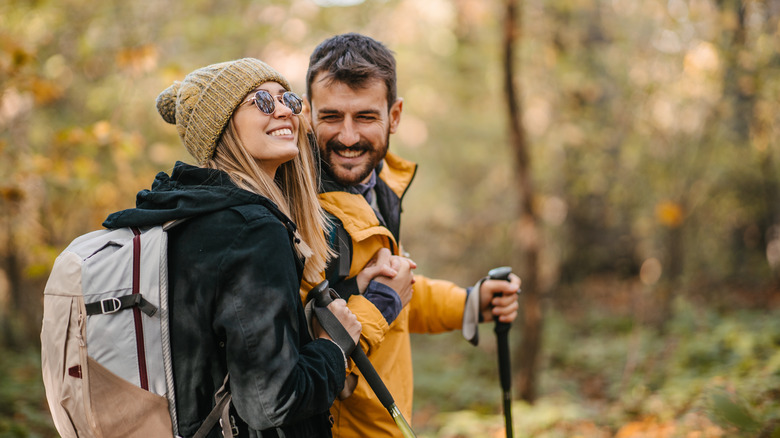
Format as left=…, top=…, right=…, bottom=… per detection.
left=407, top=274, right=467, bottom=334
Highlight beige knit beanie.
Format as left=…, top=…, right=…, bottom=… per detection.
left=156, top=58, right=291, bottom=164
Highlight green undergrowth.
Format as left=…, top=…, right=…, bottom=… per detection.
left=411, top=296, right=780, bottom=437
left=0, top=349, right=56, bottom=438
left=1, top=295, right=778, bottom=437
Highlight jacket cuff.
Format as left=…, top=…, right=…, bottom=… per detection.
left=363, top=280, right=403, bottom=325
left=345, top=294, right=390, bottom=357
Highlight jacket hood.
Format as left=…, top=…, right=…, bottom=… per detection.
left=103, top=161, right=285, bottom=229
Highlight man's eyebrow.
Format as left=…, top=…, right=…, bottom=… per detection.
left=316, top=108, right=382, bottom=116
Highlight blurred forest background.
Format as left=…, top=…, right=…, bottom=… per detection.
left=2, top=0, right=780, bottom=436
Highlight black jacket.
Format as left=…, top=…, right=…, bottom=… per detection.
left=104, top=162, right=344, bottom=438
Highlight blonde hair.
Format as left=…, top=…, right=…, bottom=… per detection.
left=205, top=115, right=332, bottom=282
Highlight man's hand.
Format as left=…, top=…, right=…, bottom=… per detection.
left=479, top=273, right=521, bottom=323
left=355, top=248, right=397, bottom=293
left=355, top=248, right=417, bottom=308
left=375, top=255, right=416, bottom=307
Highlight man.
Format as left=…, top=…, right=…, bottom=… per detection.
left=302, top=33, right=521, bottom=437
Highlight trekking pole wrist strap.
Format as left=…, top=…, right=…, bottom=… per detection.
left=462, top=278, right=486, bottom=346
left=321, top=337, right=349, bottom=370
left=312, top=304, right=357, bottom=357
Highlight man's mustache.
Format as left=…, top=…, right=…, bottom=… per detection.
left=326, top=139, right=373, bottom=152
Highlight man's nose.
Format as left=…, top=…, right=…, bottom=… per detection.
left=337, top=118, right=361, bottom=146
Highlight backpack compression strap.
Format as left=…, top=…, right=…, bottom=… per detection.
left=84, top=294, right=157, bottom=316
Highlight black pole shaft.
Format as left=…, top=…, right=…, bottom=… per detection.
left=350, top=347, right=393, bottom=408
left=495, top=323, right=513, bottom=437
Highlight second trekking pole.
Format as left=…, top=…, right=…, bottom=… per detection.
left=308, top=281, right=417, bottom=438
left=489, top=266, right=514, bottom=438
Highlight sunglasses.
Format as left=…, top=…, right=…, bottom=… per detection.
left=245, top=90, right=303, bottom=116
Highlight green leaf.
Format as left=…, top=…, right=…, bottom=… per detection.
left=709, top=390, right=761, bottom=432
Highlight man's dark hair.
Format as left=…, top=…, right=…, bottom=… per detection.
left=306, top=33, right=397, bottom=110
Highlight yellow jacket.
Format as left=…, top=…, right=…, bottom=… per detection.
left=303, top=152, right=467, bottom=437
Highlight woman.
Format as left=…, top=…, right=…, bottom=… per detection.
left=103, top=58, right=361, bottom=437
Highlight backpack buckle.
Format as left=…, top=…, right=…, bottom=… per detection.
left=218, top=415, right=239, bottom=437
left=100, top=297, right=122, bottom=314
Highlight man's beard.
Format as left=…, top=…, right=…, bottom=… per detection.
left=321, top=134, right=390, bottom=187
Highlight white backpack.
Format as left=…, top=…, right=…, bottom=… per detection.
left=40, top=223, right=231, bottom=438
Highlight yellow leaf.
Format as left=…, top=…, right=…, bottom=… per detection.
left=30, top=154, right=53, bottom=173
left=116, top=44, right=159, bottom=75
left=92, top=121, right=112, bottom=145
left=30, top=77, right=64, bottom=104
left=656, top=201, right=684, bottom=228
left=73, top=156, right=97, bottom=180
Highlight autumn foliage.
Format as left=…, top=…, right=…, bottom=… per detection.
left=1, top=0, right=779, bottom=436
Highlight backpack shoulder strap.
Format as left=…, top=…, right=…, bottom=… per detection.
left=192, top=375, right=234, bottom=438
left=325, top=215, right=352, bottom=285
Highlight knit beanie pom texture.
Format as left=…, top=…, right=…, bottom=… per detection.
left=156, top=81, right=180, bottom=125
left=156, top=58, right=291, bottom=164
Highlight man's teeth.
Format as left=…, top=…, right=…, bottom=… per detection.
left=269, top=128, right=292, bottom=137
left=338, top=149, right=363, bottom=158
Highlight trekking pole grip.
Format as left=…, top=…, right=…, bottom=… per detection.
left=489, top=267, right=512, bottom=384
left=308, top=281, right=357, bottom=357
left=489, top=266, right=513, bottom=332
left=309, top=280, right=335, bottom=307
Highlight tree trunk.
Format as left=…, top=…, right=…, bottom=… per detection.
left=502, top=0, right=542, bottom=403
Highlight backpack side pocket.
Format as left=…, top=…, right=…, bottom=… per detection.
left=41, top=251, right=96, bottom=438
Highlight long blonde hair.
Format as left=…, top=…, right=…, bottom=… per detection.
left=206, top=115, right=332, bottom=282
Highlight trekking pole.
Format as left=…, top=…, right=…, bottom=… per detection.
left=489, top=266, right=514, bottom=438
left=308, top=282, right=417, bottom=438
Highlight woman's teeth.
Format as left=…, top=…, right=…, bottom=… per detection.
left=269, top=128, right=292, bottom=137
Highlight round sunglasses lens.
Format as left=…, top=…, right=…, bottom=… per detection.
left=283, top=92, right=303, bottom=115
left=254, top=91, right=276, bottom=114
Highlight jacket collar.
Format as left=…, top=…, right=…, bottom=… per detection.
left=319, top=151, right=417, bottom=198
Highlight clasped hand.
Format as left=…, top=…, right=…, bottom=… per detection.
left=356, top=248, right=416, bottom=308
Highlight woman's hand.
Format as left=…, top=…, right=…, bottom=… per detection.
left=313, top=298, right=362, bottom=345
left=355, top=248, right=397, bottom=293
left=374, top=255, right=416, bottom=308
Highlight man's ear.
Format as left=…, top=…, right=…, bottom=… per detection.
left=388, top=97, right=403, bottom=134
left=302, top=94, right=313, bottom=124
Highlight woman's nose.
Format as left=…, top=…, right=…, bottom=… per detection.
left=273, top=99, right=293, bottom=118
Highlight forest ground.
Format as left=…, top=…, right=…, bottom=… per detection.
left=410, top=278, right=780, bottom=437
left=1, top=278, right=779, bottom=437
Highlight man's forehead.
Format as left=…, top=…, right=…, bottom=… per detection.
left=310, top=76, right=388, bottom=106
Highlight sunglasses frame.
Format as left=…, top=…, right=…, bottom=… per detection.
left=246, top=90, right=303, bottom=116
